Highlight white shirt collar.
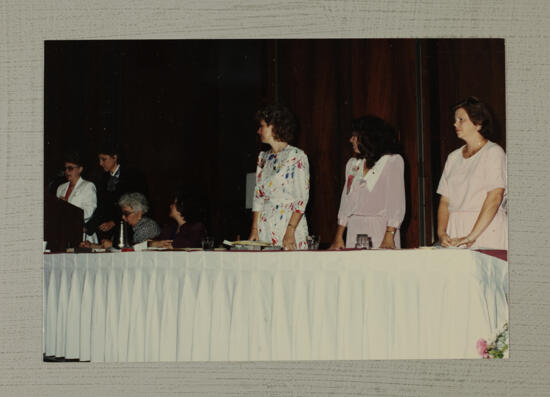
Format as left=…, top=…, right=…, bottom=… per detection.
left=110, top=164, right=120, bottom=176
left=355, top=154, right=390, bottom=192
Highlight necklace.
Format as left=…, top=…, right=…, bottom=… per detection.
left=463, top=139, right=487, bottom=158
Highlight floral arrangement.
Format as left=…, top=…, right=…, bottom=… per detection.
left=476, top=323, right=508, bottom=359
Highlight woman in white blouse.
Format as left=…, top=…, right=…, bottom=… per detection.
left=329, top=116, right=406, bottom=249
left=56, top=152, right=98, bottom=243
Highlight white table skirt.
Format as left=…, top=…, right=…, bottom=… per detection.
left=43, top=249, right=508, bottom=361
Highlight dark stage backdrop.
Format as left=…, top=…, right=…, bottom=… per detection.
left=44, top=39, right=505, bottom=247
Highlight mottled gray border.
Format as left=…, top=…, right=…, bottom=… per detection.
left=1, top=0, right=549, bottom=396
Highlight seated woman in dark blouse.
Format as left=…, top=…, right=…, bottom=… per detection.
left=149, top=189, right=208, bottom=249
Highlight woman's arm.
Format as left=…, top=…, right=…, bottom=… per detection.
left=249, top=211, right=260, bottom=241
left=282, top=212, right=303, bottom=250
left=437, top=196, right=452, bottom=247
left=148, top=240, right=173, bottom=248
left=379, top=227, right=397, bottom=249
left=282, top=151, right=310, bottom=250
left=250, top=153, right=265, bottom=241
left=380, top=155, right=406, bottom=249
left=80, top=182, right=98, bottom=222
left=451, top=188, right=504, bottom=248
left=329, top=224, right=346, bottom=250
left=330, top=159, right=354, bottom=250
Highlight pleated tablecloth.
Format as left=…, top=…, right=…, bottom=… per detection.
left=43, top=249, right=508, bottom=361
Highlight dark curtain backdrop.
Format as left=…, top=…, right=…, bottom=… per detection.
left=44, top=39, right=505, bottom=248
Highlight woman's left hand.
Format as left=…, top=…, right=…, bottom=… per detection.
left=149, top=240, right=173, bottom=249
left=451, top=236, right=475, bottom=248
left=99, top=221, right=116, bottom=232
left=282, top=228, right=297, bottom=250
left=379, top=232, right=396, bottom=249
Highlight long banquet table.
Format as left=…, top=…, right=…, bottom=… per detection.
left=43, top=248, right=508, bottom=361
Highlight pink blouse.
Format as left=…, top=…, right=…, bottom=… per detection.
left=337, top=154, right=406, bottom=248
left=437, top=141, right=507, bottom=249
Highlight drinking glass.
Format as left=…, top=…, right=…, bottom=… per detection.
left=307, top=235, right=320, bottom=250
left=355, top=234, right=372, bottom=249
left=201, top=236, right=215, bottom=250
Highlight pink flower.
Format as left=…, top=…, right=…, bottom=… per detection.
left=476, top=338, right=489, bottom=358
left=346, top=175, right=354, bottom=194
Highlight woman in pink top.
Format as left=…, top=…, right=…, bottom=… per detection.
left=437, top=97, right=507, bottom=249
left=330, top=116, right=406, bottom=249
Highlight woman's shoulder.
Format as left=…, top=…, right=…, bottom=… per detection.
left=56, top=181, right=69, bottom=195
left=387, top=153, right=404, bottom=164
left=140, top=216, right=160, bottom=228
left=282, top=145, right=309, bottom=166
left=484, top=141, right=506, bottom=156
left=345, top=157, right=360, bottom=169
left=79, top=178, right=96, bottom=189
left=286, top=145, right=308, bottom=158
left=446, top=146, right=465, bottom=162
left=183, top=221, right=207, bottom=233
left=344, top=157, right=365, bottom=174
left=257, top=150, right=269, bottom=161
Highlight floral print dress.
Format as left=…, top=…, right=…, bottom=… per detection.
left=252, top=145, right=310, bottom=248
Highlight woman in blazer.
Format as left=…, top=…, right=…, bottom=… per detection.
left=56, top=152, right=98, bottom=243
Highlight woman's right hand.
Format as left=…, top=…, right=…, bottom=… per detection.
left=329, top=236, right=345, bottom=250
left=248, top=228, right=259, bottom=241
left=438, top=232, right=452, bottom=247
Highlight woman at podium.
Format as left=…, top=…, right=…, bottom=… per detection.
left=56, top=151, right=98, bottom=243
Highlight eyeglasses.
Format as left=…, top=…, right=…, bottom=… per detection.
left=121, top=211, right=134, bottom=217
left=64, top=166, right=77, bottom=171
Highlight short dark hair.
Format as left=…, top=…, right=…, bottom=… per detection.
left=174, top=189, right=208, bottom=224
left=97, top=140, right=121, bottom=157
left=352, top=116, right=399, bottom=168
left=255, top=104, right=297, bottom=143
left=63, top=151, right=84, bottom=167
left=452, top=96, right=494, bottom=140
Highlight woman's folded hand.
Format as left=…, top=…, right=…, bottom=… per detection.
left=248, top=228, right=259, bottom=241
left=450, top=236, right=475, bottom=248
left=438, top=232, right=452, bottom=247
left=282, top=228, right=296, bottom=250
left=328, top=237, right=345, bottom=250
left=148, top=240, right=173, bottom=249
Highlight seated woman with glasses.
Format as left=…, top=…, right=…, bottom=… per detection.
left=149, top=189, right=208, bottom=249
left=82, top=192, right=160, bottom=249
left=56, top=151, right=98, bottom=243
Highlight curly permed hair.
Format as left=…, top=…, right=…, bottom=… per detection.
left=255, top=104, right=297, bottom=143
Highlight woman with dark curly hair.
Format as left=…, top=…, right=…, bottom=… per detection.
left=248, top=104, right=310, bottom=250
left=436, top=97, right=507, bottom=249
left=329, top=115, right=405, bottom=249
left=149, top=189, right=208, bottom=249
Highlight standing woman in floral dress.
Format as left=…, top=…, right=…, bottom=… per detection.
left=248, top=104, right=310, bottom=250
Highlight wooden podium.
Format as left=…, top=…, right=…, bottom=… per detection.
left=44, top=193, right=84, bottom=252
